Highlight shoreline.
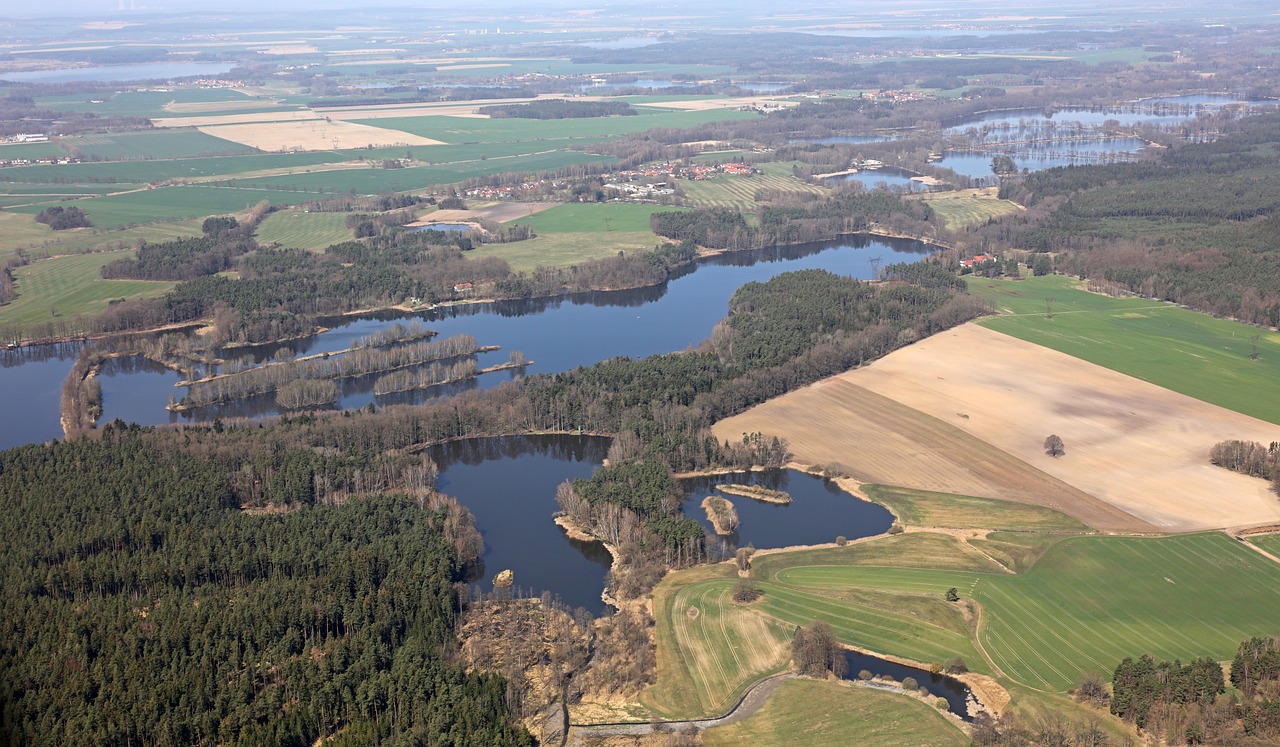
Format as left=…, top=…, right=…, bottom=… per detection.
left=10, top=229, right=944, bottom=352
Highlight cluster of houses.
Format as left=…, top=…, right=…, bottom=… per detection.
left=861, top=89, right=933, bottom=103
left=462, top=179, right=564, bottom=200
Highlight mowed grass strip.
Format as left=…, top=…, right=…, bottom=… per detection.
left=917, top=187, right=1023, bottom=228
left=760, top=532, right=1008, bottom=575
left=255, top=210, right=352, bottom=251
left=969, top=275, right=1280, bottom=425
left=641, top=577, right=791, bottom=719
left=701, top=678, right=967, bottom=747
left=863, top=484, right=1089, bottom=532
left=0, top=250, right=174, bottom=327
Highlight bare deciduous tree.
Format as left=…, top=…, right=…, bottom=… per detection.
left=1045, top=434, right=1065, bottom=457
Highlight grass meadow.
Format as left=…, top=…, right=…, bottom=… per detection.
left=862, top=484, right=1089, bottom=532
left=918, top=187, right=1023, bottom=228
left=0, top=151, right=344, bottom=185
left=642, top=566, right=792, bottom=719
left=468, top=203, right=683, bottom=272
left=969, top=275, right=1280, bottom=425
left=0, top=250, right=174, bottom=327
left=752, top=532, right=1280, bottom=692
left=681, top=171, right=828, bottom=211
left=701, top=679, right=967, bottom=747
left=8, top=186, right=314, bottom=230
left=254, top=210, right=352, bottom=251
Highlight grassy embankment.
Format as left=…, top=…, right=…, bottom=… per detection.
left=918, top=187, right=1023, bottom=228
left=969, top=275, right=1280, bottom=425
left=700, top=678, right=968, bottom=747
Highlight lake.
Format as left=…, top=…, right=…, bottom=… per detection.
left=827, top=166, right=928, bottom=191
left=0, top=62, right=236, bottom=83
left=429, top=436, right=895, bottom=614
left=85, top=234, right=930, bottom=428
left=936, top=137, right=1147, bottom=178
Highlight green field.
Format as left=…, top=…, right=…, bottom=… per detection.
left=0, top=218, right=203, bottom=265
left=8, top=186, right=314, bottom=230
left=62, top=130, right=256, bottom=160
left=753, top=532, right=1280, bottom=692
left=1249, top=534, right=1280, bottom=556
left=642, top=565, right=792, bottom=719
left=512, top=202, right=679, bottom=233
left=223, top=151, right=616, bottom=194
left=0, top=250, right=174, bottom=327
left=919, top=187, right=1023, bottom=228
left=0, top=141, right=65, bottom=160
left=352, top=109, right=759, bottom=145
left=701, top=679, right=967, bottom=747
left=862, top=484, right=1090, bottom=532
left=464, top=202, right=683, bottom=272
left=0, top=151, right=345, bottom=186
left=969, top=275, right=1280, bottom=425
left=255, top=210, right=353, bottom=251
left=35, top=88, right=278, bottom=118
left=681, top=169, right=828, bottom=211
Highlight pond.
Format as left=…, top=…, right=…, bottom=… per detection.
left=827, top=166, right=929, bottom=191
left=88, top=234, right=931, bottom=428
left=936, top=137, right=1147, bottom=178
left=681, top=469, right=894, bottom=557
left=0, top=62, right=236, bottom=83
left=428, top=436, right=896, bottom=615
left=0, top=343, right=82, bottom=451
left=843, top=650, right=974, bottom=720
left=408, top=223, right=475, bottom=232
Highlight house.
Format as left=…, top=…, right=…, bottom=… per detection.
left=453, top=282, right=474, bottom=293
left=959, top=254, right=997, bottom=268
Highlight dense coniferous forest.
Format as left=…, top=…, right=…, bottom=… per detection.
left=0, top=426, right=531, bottom=747
left=988, top=114, right=1280, bottom=325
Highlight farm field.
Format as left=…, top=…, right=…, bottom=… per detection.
left=969, top=275, right=1280, bottom=425
left=467, top=231, right=662, bottom=272
left=512, top=202, right=680, bottom=234
left=0, top=141, right=65, bottom=160
left=0, top=219, right=203, bottom=264
left=465, top=202, right=682, bottom=272
left=713, top=373, right=1141, bottom=532
left=62, top=130, right=256, bottom=160
left=0, top=250, right=174, bottom=327
left=1249, top=534, right=1280, bottom=556
left=347, top=109, right=760, bottom=144
left=197, top=119, right=444, bottom=151
left=917, top=187, right=1023, bottom=228
left=720, top=323, right=1280, bottom=531
left=642, top=565, right=791, bottom=719
left=7, top=186, right=314, bottom=230
left=254, top=210, right=352, bottom=251
left=0, top=151, right=345, bottom=185
left=222, top=151, right=616, bottom=194
left=681, top=170, right=828, bottom=211
left=700, top=679, right=967, bottom=747
left=745, top=532, right=1280, bottom=693
left=861, top=485, right=1090, bottom=532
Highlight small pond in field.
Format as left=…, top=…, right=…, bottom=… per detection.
left=843, top=650, right=974, bottom=720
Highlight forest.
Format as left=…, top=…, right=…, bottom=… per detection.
left=0, top=426, right=531, bottom=747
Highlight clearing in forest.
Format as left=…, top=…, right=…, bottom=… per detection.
left=917, top=187, right=1023, bottom=228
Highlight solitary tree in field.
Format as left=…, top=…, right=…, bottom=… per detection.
left=1045, top=434, right=1065, bottom=457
